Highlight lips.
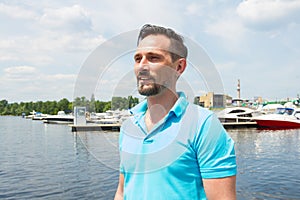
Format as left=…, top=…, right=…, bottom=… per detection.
left=138, top=76, right=154, bottom=85
left=137, top=71, right=154, bottom=82
left=138, top=76, right=152, bottom=81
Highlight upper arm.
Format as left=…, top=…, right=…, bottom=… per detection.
left=195, top=113, right=237, bottom=198
left=203, top=175, right=236, bottom=200
left=195, top=114, right=237, bottom=178
left=114, top=173, right=124, bottom=200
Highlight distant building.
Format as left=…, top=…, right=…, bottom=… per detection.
left=253, top=96, right=263, bottom=104
left=196, top=92, right=232, bottom=108
left=213, top=94, right=225, bottom=108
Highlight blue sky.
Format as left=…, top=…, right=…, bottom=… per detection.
left=0, top=0, right=299, bottom=102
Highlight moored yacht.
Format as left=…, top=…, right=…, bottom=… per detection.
left=254, top=107, right=300, bottom=129
left=43, top=111, right=74, bottom=124
left=217, top=107, right=259, bottom=128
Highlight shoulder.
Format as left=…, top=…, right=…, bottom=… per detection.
left=185, top=104, right=227, bottom=142
left=185, top=103, right=214, bottom=124
left=179, top=103, right=217, bottom=141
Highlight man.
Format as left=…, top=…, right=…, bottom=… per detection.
left=114, top=24, right=237, bottom=200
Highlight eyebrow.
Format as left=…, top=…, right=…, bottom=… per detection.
left=133, top=51, right=165, bottom=60
left=134, top=48, right=169, bottom=56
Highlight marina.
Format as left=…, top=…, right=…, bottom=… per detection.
left=17, top=80, right=300, bottom=131
left=1, top=0, right=299, bottom=198
left=23, top=104, right=300, bottom=131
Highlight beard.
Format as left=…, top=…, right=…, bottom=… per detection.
left=136, top=70, right=169, bottom=96
left=138, top=82, right=165, bottom=96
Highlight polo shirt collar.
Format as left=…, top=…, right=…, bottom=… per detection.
left=169, top=92, right=189, bottom=118
left=129, top=92, right=189, bottom=121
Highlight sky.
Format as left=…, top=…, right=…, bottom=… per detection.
left=0, top=0, right=299, bottom=103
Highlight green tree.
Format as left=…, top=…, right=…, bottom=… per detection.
left=103, top=102, right=111, bottom=112
left=58, top=98, right=70, bottom=113
left=0, top=99, right=8, bottom=114
left=95, top=101, right=106, bottom=113
left=0, top=96, right=139, bottom=116
left=128, top=96, right=139, bottom=108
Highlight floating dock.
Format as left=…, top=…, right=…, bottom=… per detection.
left=221, top=121, right=257, bottom=129
left=69, top=123, right=121, bottom=132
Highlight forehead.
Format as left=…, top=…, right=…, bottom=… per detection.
left=136, top=34, right=171, bottom=53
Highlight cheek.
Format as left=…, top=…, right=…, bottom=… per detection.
left=157, top=66, right=176, bottom=78
left=133, top=65, right=139, bottom=76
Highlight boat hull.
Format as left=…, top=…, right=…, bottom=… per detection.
left=43, top=117, right=74, bottom=124
left=255, top=119, right=300, bottom=129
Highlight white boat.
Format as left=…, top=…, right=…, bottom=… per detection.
left=217, top=107, right=259, bottom=128
left=87, top=110, right=131, bottom=124
left=217, top=107, right=259, bottom=122
left=258, top=104, right=285, bottom=114
left=43, top=111, right=74, bottom=124
left=25, top=111, right=48, bottom=120
left=254, top=107, right=300, bottom=129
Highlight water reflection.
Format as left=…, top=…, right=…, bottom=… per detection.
left=72, top=131, right=120, bottom=199
left=74, top=131, right=120, bottom=170
left=228, top=128, right=300, bottom=199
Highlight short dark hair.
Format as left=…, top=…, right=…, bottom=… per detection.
left=137, top=24, right=188, bottom=61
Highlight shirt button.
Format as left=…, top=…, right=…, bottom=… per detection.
left=143, top=139, right=153, bottom=144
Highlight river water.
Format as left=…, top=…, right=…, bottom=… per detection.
left=1, top=116, right=300, bottom=199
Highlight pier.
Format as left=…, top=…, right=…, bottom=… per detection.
left=221, top=121, right=257, bottom=129
left=70, top=123, right=121, bottom=132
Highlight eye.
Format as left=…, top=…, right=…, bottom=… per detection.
left=148, top=55, right=161, bottom=62
left=134, top=55, right=142, bottom=63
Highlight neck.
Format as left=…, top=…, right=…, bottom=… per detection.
left=145, top=89, right=178, bottom=131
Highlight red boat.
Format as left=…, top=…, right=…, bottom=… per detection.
left=254, top=107, right=300, bottom=129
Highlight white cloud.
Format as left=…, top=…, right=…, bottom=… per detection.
left=184, top=2, right=248, bottom=52
left=4, top=66, right=37, bottom=81
left=185, top=3, right=204, bottom=16
left=0, top=3, right=38, bottom=20
left=0, top=3, right=105, bottom=68
left=216, top=61, right=238, bottom=72
left=0, top=54, right=18, bottom=61
left=237, top=0, right=300, bottom=29
left=205, top=18, right=245, bottom=41
left=0, top=36, right=54, bottom=65
left=204, top=17, right=247, bottom=52
left=30, top=32, right=105, bottom=52
left=0, top=1, right=298, bottom=102
left=89, top=0, right=185, bottom=34
left=0, top=39, right=16, bottom=48
left=4, top=65, right=36, bottom=73
left=0, top=65, right=77, bottom=101
left=39, top=5, right=92, bottom=32
left=0, top=29, right=104, bottom=68
left=45, top=73, right=76, bottom=81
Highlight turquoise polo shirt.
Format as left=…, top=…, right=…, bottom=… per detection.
left=119, top=92, right=236, bottom=200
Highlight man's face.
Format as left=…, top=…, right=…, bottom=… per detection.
left=134, top=34, right=177, bottom=96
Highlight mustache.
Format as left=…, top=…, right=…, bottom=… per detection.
left=137, top=71, right=154, bottom=79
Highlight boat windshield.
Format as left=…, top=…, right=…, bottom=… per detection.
left=276, top=108, right=294, bottom=115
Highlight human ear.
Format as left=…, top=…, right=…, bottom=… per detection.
left=176, top=58, right=187, bottom=75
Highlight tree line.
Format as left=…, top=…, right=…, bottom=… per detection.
left=0, top=96, right=139, bottom=116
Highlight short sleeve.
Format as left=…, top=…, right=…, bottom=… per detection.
left=193, top=114, right=237, bottom=179
left=119, top=126, right=125, bottom=174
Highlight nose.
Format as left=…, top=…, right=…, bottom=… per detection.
left=140, top=55, right=148, bottom=65
left=137, top=56, right=149, bottom=71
